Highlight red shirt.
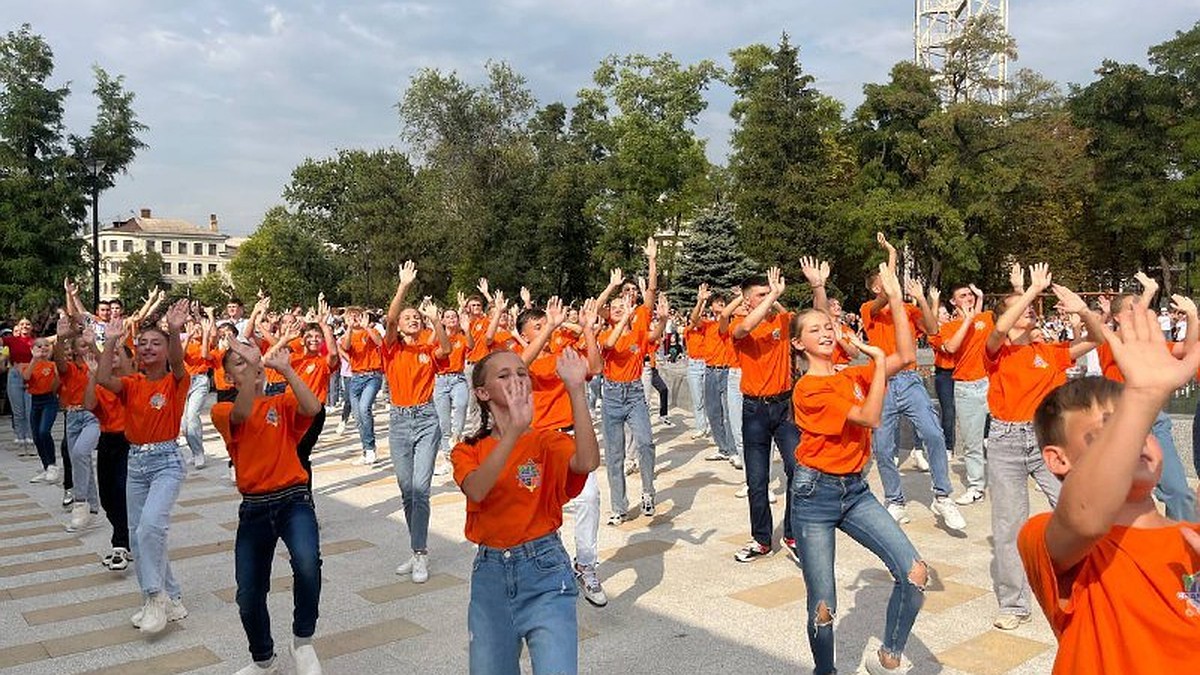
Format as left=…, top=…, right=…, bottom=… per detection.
left=2, top=335, right=33, bottom=364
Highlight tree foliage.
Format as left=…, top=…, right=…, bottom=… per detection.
left=668, top=203, right=757, bottom=309
left=228, top=207, right=341, bottom=308
left=116, top=250, right=163, bottom=307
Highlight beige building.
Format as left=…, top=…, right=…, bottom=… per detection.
left=97, top=208, right=237, bottom=299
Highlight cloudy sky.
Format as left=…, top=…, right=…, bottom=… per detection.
left=11, top=0, right=1200, bottom=235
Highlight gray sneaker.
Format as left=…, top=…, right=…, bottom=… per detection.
left=574, top=562, right=608, bottom=607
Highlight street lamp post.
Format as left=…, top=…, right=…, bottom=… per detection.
left=86, top=158, right=106, bottom=304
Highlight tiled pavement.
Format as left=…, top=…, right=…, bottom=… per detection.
left=1, top=392, right=1190, bottom=674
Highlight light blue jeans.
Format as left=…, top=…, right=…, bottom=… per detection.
left=6, top=368, right=31, bottom=441
left=872, top=370, right=952, bottom=505
left=954, top=377, right=989, bottom=492
left=433, top=373, right=469, bottom=454
left=66, top=410, right=101, bottom=508
left=389, top=402, right=441, bottom=552
left=469, top=533, right=578, bottom=675
left=601, top=379, right=655, bottom=514
left=703, top=367, right=735, bottom=457
left=127, top=442, right=185, bottom=599
left=183, top=374, right=210, bottom=461
left=348, top=372, right=383, bottom=454
left=727, top=367, right=744, bottom=454
left=685, top=358, right=708, bottom=434
left=1152, top=412, right=1196, bottom=522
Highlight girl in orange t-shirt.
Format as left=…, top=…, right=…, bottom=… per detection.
left=789, top=263, right=928, bottom=675
left=382, top=262, right=451, bottom=583
left=451, top=348, right=599, bottom=674
left=181, top=319, right=212, bottom=469
left=432, top=306, right=472, bottom=472
left=288, top=298, right=340, bottom=487
left=24, top=336, right=61, bottom=482
left=338, top=306, right=384, bottom=465
left=96, top=299, right=193, bottom=636
left=54, top=314, right=104, bottom=532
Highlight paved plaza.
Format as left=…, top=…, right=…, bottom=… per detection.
left=0, top=369, right=1195, bottom=674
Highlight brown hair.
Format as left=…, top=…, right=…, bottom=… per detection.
left=464, top=351, right=505, bottom=445
left=1033, top=376, right=1124, bottom=448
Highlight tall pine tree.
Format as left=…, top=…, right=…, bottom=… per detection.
left=668, top=203, right=756, bottom=309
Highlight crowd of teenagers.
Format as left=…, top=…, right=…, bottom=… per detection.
left=2, top=232, right=1199, bottom=675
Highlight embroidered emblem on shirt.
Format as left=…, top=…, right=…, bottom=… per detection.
left=1032, top=355, right=1049, bottom=369
left=305, top=363, right=316, bottom=374
left=418, top=353, right=430, bottom=364
left=853, top=384, right=865, bottom=402
left=629, top=344, right=640, bottom=354
left=771, top=328, right=781, bottom=340
left=974, top=320, right=985, bottom=331
left=265, top=407, right=279, bottom=427
left=149, top=393, right=166, bottom=410
left=516, top=459, right=541, bottom=492
left=1179, top=568, right=1200, bottom=616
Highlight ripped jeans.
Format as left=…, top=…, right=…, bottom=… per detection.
left=791, top=465, right=925, bottom=675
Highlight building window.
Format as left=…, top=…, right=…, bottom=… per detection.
left=162, top=241, right=172, bottom=254
left=193, top=242, right=203, bottom=255
left=146, top=240, right=155, bottom=252
left=110, top=261, right=121, bottom=274
left=208, top=243, right=217, bottom=255
left=161, top=263, right=170, bottom=275
left=192, top=263, right=202, bottom=276
left=177, top=262, right=187, bottom=276
left=208, top=264, right=217, bottom=274
left=123, top=240, right=132, bottom=253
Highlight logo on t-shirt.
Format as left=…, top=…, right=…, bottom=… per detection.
left=265, top=406, right=279, bottom=427
left=305, top=363, right=316, bottom=374
left=149, top=393, right=166, bottom=410
left=516, top=459, right=541, bottom=492
left=853, top=383, right=865, bottom=402
left=628, top=344, right=640, bottom=354
left=1032, top=355, right=1049, bottom=369
left=418, top=353, right=430, bottom=364
left=1180, top=568, right=1200, bottom=616
left=771, top=328, right=781, bottom=341
left=974, top=320, right=985, bottom=331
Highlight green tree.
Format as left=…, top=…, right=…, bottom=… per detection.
left=668, top=203, right=757, bottom=309
left=116, top=250, right=164, bottom=307
left=188, top=272, right=233, bottom=308
left=228, top=207, right=341, bottom=308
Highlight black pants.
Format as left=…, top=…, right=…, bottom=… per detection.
left=96, top=431, right=130, bottom=549
left=59, top=419, right=73, bottom=491
left=296, top=407, right=325, bottom=490
left=649, top=368, right=668, bottom=417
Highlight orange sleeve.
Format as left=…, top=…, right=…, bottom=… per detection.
left=210, top=402, right=235, bottom=453
left=451, top=441, right=483, bottom=512
left=1052, top=343, right=1074, bottom=370
left=1017, top=513, right=1075, bottom=630
left=283, top=394, right=314, bottom=444
left=543, top=430, right=587, bottom=501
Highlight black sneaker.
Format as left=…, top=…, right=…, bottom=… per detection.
left=734, top=541, right=773, bottom=563
left=641, top=493, right=655, bottom=517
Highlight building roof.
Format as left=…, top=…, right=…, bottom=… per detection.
left=104, top=216, right=227, bottom=239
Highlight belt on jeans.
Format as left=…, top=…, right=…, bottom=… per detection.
left=352, top=370, right=382, bottom=376
left=63, top=405, right=86, bottom=412
left=746, top=391, right=790, bottom=404
left=799, top=463, right=864, bottom=479
left=476, top=532, right=562, bottom=561
left=436, top=371, right=465, bottom=378
left=706, top=365, right=729, bottom=370
left=555, top=425, right=574, bottom=434
left=393, top=400, right=435, bottom=413
left=241, top=483, right=309, bottom=504
left=129, top=440, right=179, bottom=454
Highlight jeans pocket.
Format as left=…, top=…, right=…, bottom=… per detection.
left=792, top=465, right=819, bottom=499
left=533, top=546, right=570, bottom=573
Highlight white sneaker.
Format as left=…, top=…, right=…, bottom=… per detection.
left=767, top=491, right=778, bottom=504
left=353, top=451, right=377, bottom=466
left=574, top=562, right=608, bottom=607
left=193, top=452, right=206, bottom=469
left=911, top=448, right=929, bottom=472
left=887, top=503, right=911, bottom=525
left=729, top=454, right=744, bottom=470
left=704, top=451, right=726, bottom=461
left=137, top=592, right=169, bottom=634
left=29, top=469, right=48, bottom=483
left=45, top=464, right=62, bottom=485
left=433, top=461, right=451, bottom=477
left=66, top=503, right=94, bottom=532
left=104, top=547, right=132, bottom=571
left=690, top=429, right=709, bottom=440
left=395, top=555, right=415, bottom=576
left=131, top=596, right=187, bottom=628
left=291, top=641, right=323, bottom=675
left=234, top=658, right=281, bottom=675
left=954, top=487, right=986, bottom=506
left=659, top=416, right=675, bottom=427
left=931, top=497, right=966, bottom=531
left=992, top=613, right=1032, bottom=631
left=412, top=552, right=429, bottom=584
left=735, top=485, right=748, bottom=498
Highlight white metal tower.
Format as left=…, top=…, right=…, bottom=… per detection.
left=914, top=0, right=1009, bottom=104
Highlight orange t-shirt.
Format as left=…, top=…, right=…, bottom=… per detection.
left=985, top=342, right=1073, bottom=422
left=549, top=328, right=584, bottom=355
left=684, top=323, right=708, bottom=360
left=701, top=320, right=736, bottom=367
left=92, top=385, right=125, bottom=433
left=346, top=328, right=383, bottom=373
left=1018, top=513, right=1200, bottom=675
left=118, top=372, right=189, bottom=445
left=58, top=362, right=89, bottom=407
left=466, top=316, right=490, bottom=363
left=600, top=325, right=649, bottom=383
left=732, top=311, right=793, bottom=397
left=927, top=329, right=957, bottom=369
left=451, top=429, right=588, bottom=548
left=211, top=395, right=313, bottom=495
left=211, top=347, right=233, bottom=391
left=941, top=311, right=995, bottom=381
left=831, top=325, right=857, bottom=367
left=792, top=364, right=875, bottom=474
left=290, top=352, right=331, bottom=404
left=25, top=361, right=58, bottom=395
left=260, top=340, right=288, bottom=385
left=183, top=340, right=211, bottom=377
left=530, top=352, right=574, bottom=432
left=382, top=335, right=438, bottom=407
left=436, top=333, right=469, bottom=374
left=488, top=329, right=520, bottom=354
left=860, top=301, right=923, bottom=371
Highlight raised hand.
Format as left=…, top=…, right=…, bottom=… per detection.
left=1027, top=263, right=1052, bottom=293
left=656, top=294, right=670, bottom=319
left=456, top=290, right=467, bottom=311
left=545, top=296, right=566, bottom=327
left=608, top=268, right=623, bottom=289
left=398, top=260, right=417, bottom=285
left=799, top=257, right=828, bottom=288
left=64, top=277, right=79, bottom=297
left=164, top=299, right=191, bottom=332
left=580, top=298, right=598, bottom=327
left=1170, top=294, right=1197, bottom=316
left=1100, top=303, right=1200, bottom=397
left=519, top=286, right=532, bottom=308
left=1134, top=271, right=1159, bottom=297
left=696, top=283, right=712, bottom=304
left=501, top=370, right=533, bottom=435
left=1010, top=263, right=1025, bottom=292
left=929, top=286, right=941, bottom=309
left=876, top=231, right=896, bottom=254
left=637, top=276, right=648, bottom=299
left=55, top=312, right=72, bottom=336
left=767, top=266, right=785, bottom=297
left=1051, top=284, right=1088, bottom=315
left=848, top=332, right=885, bottom=362
left=555, top=347, right=589, bottom=388
left=492, top=290, right=508, bottom=312
left=878, top=262, right=903, bottom=301
left=477, top=278, right=491, bottom=302
left=903, top=277, right=924, bottom=302
left=262, top=348, right=292, bottom=375
left=643, top=236, right=658, bottom=260
left=418, top=297, right=440, bottom=323
left=1097, top=294, right=1112, bottom=316
left=317, top=293, right=331, bottom=319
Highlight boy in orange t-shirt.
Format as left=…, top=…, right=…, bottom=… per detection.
left=210, top=339, right=325, bottom=675
left=689, top=284, right=738, bottom=464
left=23, top=336, right=61, bottom=482
left=1019, top=304, right=1200, bottom=675
left=451, top=348, right=599, bottom=674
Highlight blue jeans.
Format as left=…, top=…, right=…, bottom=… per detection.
left=933, top=366, right=956, bottom=454
left=587, top=375, right=603, bottom=412
left=1152, top=412, right=1196, bottom=522
left=327, top=372, right=342, bottom=408
left=235, top=489, right=322, bottom=663
left=728, top=368, right=744, bottom=453
left=127, top=442, right=186, bottom=598
left=954, top=378, right=989, bottom=491
left=703, top=367, right=735, bottom=457
left=433, top=373, right=469, bottom=454
left=743, top=394, right=800, bottom=546
left=66, top=410, right=101, bottom=507
left=791, top=465, right=925, bottom=675
left=872, top=371, right=952, bottom=504
left=340, top=375, right=353, bottom=423
left=468, top=533, right=578, bottom=675
left=601, top=380, right=655, bottom=514
left=685, top=358, right=708, bottom=434
left=389, top=402, right=441, bottom=551
left=348, top=372, right=383, bottom=453
left=183, top=374, right=210, bottom=460
left=6, top=368, right=31, bottom=441
left=30, top=393, right=59, bottom=469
